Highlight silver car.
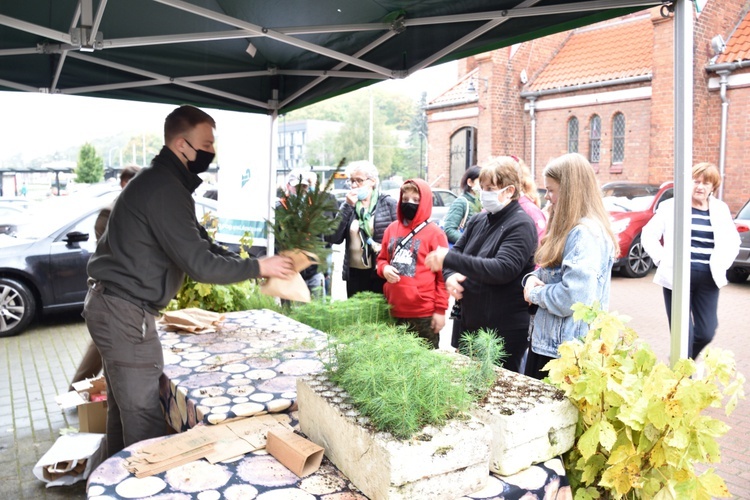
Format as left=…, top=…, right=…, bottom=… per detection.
left=384, top=188, right=458, bottom=223
left=727, top=199, right=750, bottom=283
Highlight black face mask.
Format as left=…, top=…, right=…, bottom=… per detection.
left=401, top=202, right=419, bottom=221
left=183, top=139, right=215, bottom=174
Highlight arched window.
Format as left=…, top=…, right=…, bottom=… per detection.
left=567, top=117, right=579, bottom=153
left=589, top=115, right=601, bottom=163
left=612, top=113, right=625, bottom=163
left=449, top=127, right=477, bottom=192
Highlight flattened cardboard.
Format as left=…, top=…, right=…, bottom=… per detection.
left=266, top=429, right=324, bottom=477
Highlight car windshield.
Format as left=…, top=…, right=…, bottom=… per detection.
left=11, top=191, right=118, bottom=239
left=736, top=201, right=750, bottom=220
left=603, top=195, right=655, bottom=213
left=601, top=185, right=659, bottom=213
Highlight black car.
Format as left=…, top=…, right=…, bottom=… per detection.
left=0, top=192, right=219, bottom=337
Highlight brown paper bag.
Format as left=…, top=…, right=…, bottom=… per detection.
left=261, top=249, right=319, bottom=303
left=159, top=308, right=226, bottom=333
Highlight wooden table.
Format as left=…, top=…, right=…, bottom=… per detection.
left=159, top=309, right=327, bottom=432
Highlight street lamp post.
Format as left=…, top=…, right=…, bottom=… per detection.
left=419, top=133, right=424, bottom=180
left=108, top=147, right=121, bottom=168
left=418, top=130, right=428, bottom=181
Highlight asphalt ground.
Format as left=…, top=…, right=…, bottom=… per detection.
left=1, top=265, right=749, bottom=499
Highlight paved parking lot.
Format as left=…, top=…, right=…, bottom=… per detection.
left=1, top=270, right=749, bottom=499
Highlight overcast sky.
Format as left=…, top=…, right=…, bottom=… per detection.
left=0, top=61, right=456, bottom=164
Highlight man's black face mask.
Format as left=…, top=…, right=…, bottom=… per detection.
left=183, top=139, right=214, bottom=175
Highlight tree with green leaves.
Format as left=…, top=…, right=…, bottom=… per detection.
left=289, top=86, right=421, bottom=179
left=329, top=97, right=399, bottom=179
left=75, top=143, right=104, bottom=183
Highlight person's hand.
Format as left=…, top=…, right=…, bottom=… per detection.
left=258, top=255, right=295, bottom=279
left=523, top=275, right=545, bottom=303
left=345, top=189, right=358, bottom=206
left=371, top=241, right=381, bottom=254
left=425, top=246, right=449, bottom=272
left=445, top=273, right=466, bottom=300
left=383, top=265, right=400, bottom=283
left=431, top=312, right=445, bottom=335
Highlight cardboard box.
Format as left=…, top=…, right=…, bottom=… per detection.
left=55, top=376, right=107, bottom=434
left=266, top=429, right=324, bottom=477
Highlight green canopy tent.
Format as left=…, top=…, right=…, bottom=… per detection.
left=2, top=0, right=696, bottom=363
left=0, top=0, right=664, bottom=114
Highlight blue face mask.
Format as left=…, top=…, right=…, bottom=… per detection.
left=357, top=187, right=370, bottom=201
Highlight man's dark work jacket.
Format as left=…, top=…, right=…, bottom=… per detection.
left=88, top=146, right=260, bottom=314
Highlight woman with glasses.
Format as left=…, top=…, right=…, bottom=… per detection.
left=642, top=162, right=740, bottom=360
left=326, top=160, right=398, bottom=297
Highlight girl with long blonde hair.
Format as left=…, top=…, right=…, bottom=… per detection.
left=523, top=153, right=619, bottom=379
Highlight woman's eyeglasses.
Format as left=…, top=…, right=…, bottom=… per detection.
left=349, top=177, right=367, bottom=186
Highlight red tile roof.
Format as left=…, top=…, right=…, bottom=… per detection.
left=717, top=11, right=750, bottom=63
left=428, top=69, right=479, bottom=107
left=529, top=15, right=653, bottom=92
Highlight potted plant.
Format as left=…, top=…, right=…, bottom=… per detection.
left=545, top=303, right=745, bottom=499
left=297, top=318, right=579, bottom=499
left=298, top=325, right=495, bottom=499
left=263, top=166, right=340, bottom=302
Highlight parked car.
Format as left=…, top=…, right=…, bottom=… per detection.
left=0, top=193, right=220, bottom=338
left=383, top=187, right=458, bottom=223
left=602, top=181, right=674, bottom=278
left=726, top=198, right=750, bottom=283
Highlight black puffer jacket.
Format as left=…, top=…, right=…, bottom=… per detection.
left=325, top=193, right=398, bottom=280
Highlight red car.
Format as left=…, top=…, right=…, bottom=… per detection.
left=602, top=181, right=674, bottom=278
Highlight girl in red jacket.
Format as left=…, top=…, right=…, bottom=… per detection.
left=377, top=179, right=449, bottom=348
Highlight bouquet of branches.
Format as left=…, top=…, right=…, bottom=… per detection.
left=262, top=161, right=343, bottom=302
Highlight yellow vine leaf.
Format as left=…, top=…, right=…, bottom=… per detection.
left=697, top=469, right=731, bottom=498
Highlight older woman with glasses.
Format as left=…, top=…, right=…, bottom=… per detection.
left=326, top=160, right=398, bottom=297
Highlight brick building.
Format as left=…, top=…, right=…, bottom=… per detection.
left=426, top=1, right=750, bottom=213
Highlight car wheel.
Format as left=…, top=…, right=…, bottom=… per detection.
left=0, top=278, right=36, bottom=338
left=726, top=267, right=749, bottom=284
left=620, top=235, right=653, bottom=278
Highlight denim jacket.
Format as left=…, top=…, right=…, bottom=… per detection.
left=525, top=218, right=615, bottom=358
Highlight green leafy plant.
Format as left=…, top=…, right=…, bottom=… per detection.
left=288, top=292, right=394, bottom=334
left=545, top=303, right=745, bottom=500
left=166, top=220, right=282, bottom=313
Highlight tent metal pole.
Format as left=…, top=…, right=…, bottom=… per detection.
left=267, top=110, right=278, bottom=257
left=670, top=0, right=692, bottom=366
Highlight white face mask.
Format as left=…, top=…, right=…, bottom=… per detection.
left=480, top=186, right=511, bottom=214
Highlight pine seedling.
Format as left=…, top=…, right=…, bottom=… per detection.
left=324, top=324, right=473, bottom=440
left=459, top=329, right=507, bottom=399
left=268, top=165, right=342, bottom=264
